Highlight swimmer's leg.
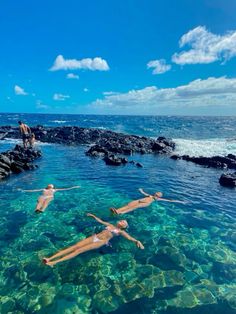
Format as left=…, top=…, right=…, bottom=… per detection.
left=43, top=236, right=95, bottom=263
left=45, top=240, right=106, bottom=266
left=40, top=198, right=53, bottom=212
left=117, top=201, right=151, bottom=214
left=35, top=197, right=44, bottom=212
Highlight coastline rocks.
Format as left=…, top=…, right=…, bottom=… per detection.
left=170, top=153, right=236, bottom=170
left=219, top=173, right=236, bottom=187
left=152, top=137, right=175, bottom=153
left=0, top=145, right=41, bottom=180
left=103, top=154, right=128, bottom=166
left=0, top=126, right=175, bottom=168
left=86, top=145, right=108, bottom=157
left=0, top=125, right=175, bottom=155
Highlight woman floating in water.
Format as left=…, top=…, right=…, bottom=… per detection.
left=21, top=184, right=80, bottom=213
left=110, top=188, right=186, bottom=215
left=43, top=213, right=144, bottom=267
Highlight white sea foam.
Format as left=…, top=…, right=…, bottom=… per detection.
left=1, top=138, right=52, bottom=146
left=49, top=120, right=67, bottom=123
left=96, top=126, right=107, bottom=130
left=174, top=138, right=236, bottom=157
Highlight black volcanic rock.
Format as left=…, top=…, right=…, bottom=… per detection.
left=170, top=154, right=181, bottom=160
left=182, top=155, right=236, bottom=169
left=219, top=172, right=236, bottom=187
left=0, top=125, right=175, bottom=167
left=0, top=126, right=174, bottom=155
left=0, top=145, right=41, bottom=180
left=103, top=154, right=128, bottom=166
left=86, top=145, right=108, bottom=157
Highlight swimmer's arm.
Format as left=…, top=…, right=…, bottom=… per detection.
left=20, top=189, right=43, bottom=192
left=55, top=186, right=81, bottom=191
left=138, top=188, right=151, bottom=197
left=120, top=231, right=145, bottom=249
left=158, top=197, right=186, bottom=204
left=87, top=213, right=112, bottom=227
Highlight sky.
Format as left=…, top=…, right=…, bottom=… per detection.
left=0, top=0, right=236, bottom=115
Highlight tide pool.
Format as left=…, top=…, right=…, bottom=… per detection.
left=0, top=138, right=236, bottom=313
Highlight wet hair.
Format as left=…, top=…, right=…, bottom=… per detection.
left=18, top=121, right=23, bottom=125
left=46, top=184, right=54, bottom=189
left=117, top=220, right=128, bottom=229
left=154, top=192, right=163, bottom=198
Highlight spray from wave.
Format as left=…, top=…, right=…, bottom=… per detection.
left=174, top=138, right=236, bottom=157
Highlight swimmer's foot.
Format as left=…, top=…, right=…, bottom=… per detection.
left=46, top=261, right=55, bottom=267
left=42, top=258, right=54, bottom=267
left=35, top=209, right=43, bottom=214
left=109, top=207, right=118, bottom=215
left=42, top=258, right=49, bottom=264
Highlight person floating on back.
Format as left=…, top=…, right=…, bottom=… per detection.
left=21, top=184, right=81, bottom=213
left=110, top=188, right=186, bottom=215
left=18, top=121, right=31, bottom=149
left=43, top=213, right=144, bottom=267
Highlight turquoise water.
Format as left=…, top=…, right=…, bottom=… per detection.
left=0, top=114, right=236, bottom=313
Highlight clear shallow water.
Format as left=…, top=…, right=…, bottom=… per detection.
left=0, top=114, right=236, bottom=314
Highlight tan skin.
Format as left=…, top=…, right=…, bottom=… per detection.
left=110, top=188, right=186, bottom=215
left=29, top=133, right=35, bottom=147
left=18, top=122, right=31, bottom=148
left=21, top=184, right=81, bottom=213
left=42, top=213, right=144, bottom=267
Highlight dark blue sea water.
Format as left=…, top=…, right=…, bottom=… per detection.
left=0, top=113, right=236, bottom=314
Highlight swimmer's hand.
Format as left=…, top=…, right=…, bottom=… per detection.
left=136, top=240, right=144, bottom=249
left=175, top=200, right=188, bottom=204
left=87, top=213, right=96, bottom=218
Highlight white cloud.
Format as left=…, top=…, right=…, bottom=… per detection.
left=36, top=100, right=49, bottom=109
left=172, top=26, right=236, bottom=65
left=49, top=55, right=110, bottom=71
left=66, top=73, right=79, bottom=80
left=53, top=93, right=70, bottom=101
left=83, top=88, right=89, bottom=92
left=14, top=85, right=28, bottom=95
left=90, top=77, right=236, bottom=112
left=103, top=91, right=119, bottom=96
left=147, top=59, right=171, bottom=74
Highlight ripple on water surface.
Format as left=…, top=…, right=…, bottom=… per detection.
left=0, top=142, right=236, bottom=314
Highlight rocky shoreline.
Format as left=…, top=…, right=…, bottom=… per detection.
left=0, top=125, right=175, bottom=167
left=0, top=144, right=41, bottom=180
left=0, top=125, right=236, bottom=187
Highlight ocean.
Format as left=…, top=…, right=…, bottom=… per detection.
left=0, top=113, right=236, bottom=314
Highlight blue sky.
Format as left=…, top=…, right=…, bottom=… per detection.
left=0, top=0, right=236, bottom=115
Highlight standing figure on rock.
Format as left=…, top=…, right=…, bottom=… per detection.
left=29, top=133, right=36, bottom=148
left=18, top=121, right=31, bottom=149
left=43, top=213, right=144, bottom=267
left=110, top=188, right=186, bottom=215
left=21, top=184, right=81, bottom=213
